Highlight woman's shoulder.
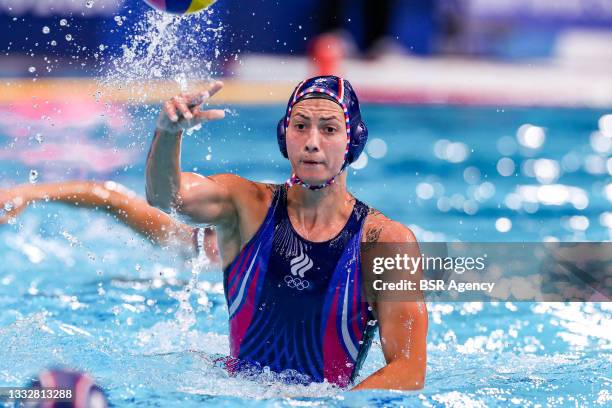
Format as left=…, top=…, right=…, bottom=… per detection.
left=362, top=207, right=417, bottom=244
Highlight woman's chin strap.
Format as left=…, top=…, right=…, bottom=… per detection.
left=285, top=162, right=349, bottom=190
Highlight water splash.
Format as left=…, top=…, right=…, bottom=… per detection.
left=99, top=9, right=223, bottom=104
left=160, top=253, right=212, bottom=348
left=28, top=169, right=39, bottom=184
left=171, top=264, right=201, bottom=332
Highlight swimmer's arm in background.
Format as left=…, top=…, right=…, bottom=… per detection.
left=352, top=222, right=428, bottom=391
left=0, top=181, right=196, bottom=252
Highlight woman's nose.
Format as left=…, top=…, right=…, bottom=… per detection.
left=304, top=128, right=321, bottom=152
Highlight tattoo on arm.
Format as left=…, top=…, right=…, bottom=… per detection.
left=364, top=207, right=385, bottom=243
left=366, top=226, right=383, bottom=243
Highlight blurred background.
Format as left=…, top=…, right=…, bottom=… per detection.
left=1, top=0, right=612, bottom=105
left=1, top=0, right=611, bottom=242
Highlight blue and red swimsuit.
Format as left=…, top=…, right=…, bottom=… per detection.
left=223, top=185, right=377, bottom=387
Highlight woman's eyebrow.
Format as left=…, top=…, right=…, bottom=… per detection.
left=319, top=116, right=342, bottom=122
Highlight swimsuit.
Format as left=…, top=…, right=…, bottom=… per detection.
left=223, top=185, right=377, bottom=387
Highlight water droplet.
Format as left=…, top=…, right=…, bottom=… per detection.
left=98, top=44, right=105, bottom=51
left=50, top=40, right=57, bottom=46
left=65, top=34, right=72, bottom=41
left=28, top=66, right=36, bottom=73
left=59, top=19, right=68, bottom=26
left=114, top=16, right=123, bottom=26
left=367, top=319, right=378, bottom=326
left=42, top=26, right=50, bottom=34
left=86, top=0, right=94, bottom=8
left=205, top=154, right=212, bottom=161
left=135, top=263, right=141, bottom=272
left=28, top=169, right=39, bottom=184
left=34, top=133, right=43, bottom=143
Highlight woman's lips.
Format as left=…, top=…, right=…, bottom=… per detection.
left=302, top=162, right=323, bottom=168
left=302, top=159, right=322, bottom=166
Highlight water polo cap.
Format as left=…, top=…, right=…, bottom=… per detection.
left=29, top=368, right=108, bottom=408
left=277, top=75, right=368, bottom=190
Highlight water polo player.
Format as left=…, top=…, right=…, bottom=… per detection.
left=145, top=76, right=428, bottom=390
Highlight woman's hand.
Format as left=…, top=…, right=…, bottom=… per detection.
left=156, top=80, right=226, bottom=132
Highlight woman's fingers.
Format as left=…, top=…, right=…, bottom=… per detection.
left=163, top=100, right=179, bottom=122
left=159, top=81, right=224, bottom=130
left=173, top=96, right=193, bottom=120
left=194, top=108, right=225, bottom=122
left=185, top=81, right=224, bottom=107
left=207, top=80, right=224, bottom=98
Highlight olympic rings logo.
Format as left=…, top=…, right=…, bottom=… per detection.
left=284, top=275, right=310, bottom=290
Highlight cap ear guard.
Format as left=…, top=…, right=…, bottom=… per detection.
left=347, top=119, right=368, bottom=164
left=277, top=117, right=288, bottom=158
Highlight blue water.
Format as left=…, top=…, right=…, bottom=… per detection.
left=0, top=103, right=610, bottom=406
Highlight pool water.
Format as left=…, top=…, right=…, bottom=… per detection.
left=0, top=103, right=610, bottom=406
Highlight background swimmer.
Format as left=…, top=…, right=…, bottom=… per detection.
left=0, top=180, right=220, bottom=263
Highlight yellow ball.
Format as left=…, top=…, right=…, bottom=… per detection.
left=143, top=0, right=217, bottom=15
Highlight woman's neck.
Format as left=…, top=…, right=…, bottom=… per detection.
left=286, top=175, right=354, bottom=236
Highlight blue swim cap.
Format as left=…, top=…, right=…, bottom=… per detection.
left=277, top=75, right=368, bottom=190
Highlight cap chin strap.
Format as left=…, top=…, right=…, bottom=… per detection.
left=285, top=161, right=349, bottom=190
